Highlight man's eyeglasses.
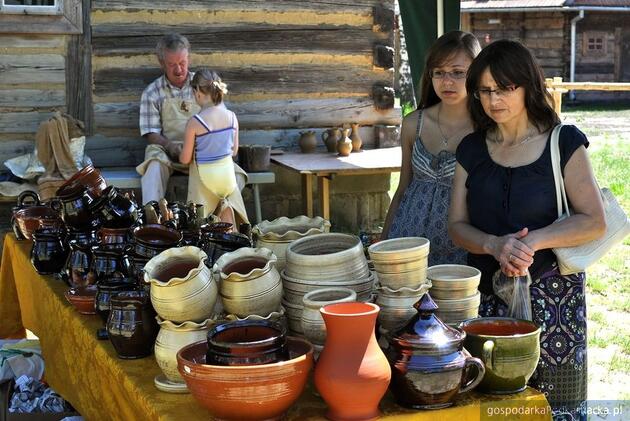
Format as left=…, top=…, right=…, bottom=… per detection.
left=430, top=70, right=467, bottom=80
left=473, top=85, right=519, bottom=100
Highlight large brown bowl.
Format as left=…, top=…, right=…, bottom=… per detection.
left=64, top=285, right=98, bottom=315
left=56, top=164, right=107, bottom=199
left=15, top=206, right=63, bottom=240
left=132, top=224, right=182, bottom=246
left=177, top=337, right=313, bottom=421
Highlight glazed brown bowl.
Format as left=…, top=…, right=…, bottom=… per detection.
left=15, top=206, right=63, bottom=240
left=56, top=164, right=107, bottom=199
left=64, top=285, right=98, bottom=315
left=132, top=224, right=182, bottom=246
left=177, top=337, right=313, bottom=421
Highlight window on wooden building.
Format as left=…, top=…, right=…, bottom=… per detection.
left=0, top=0, right=61, bottom=14
left=583, top=32, right=607, bottom=56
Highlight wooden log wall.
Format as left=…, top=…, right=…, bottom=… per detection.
left=88, top=0, right=400, bottom=167
left=466, top=11, right=567, bottom=77
left=0, top=35, right=67, bottom=160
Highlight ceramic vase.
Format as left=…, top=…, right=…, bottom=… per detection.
left=350, top=123, right=362, bottom=152
left=336, top=129, right=353, bottom=157
left=314, top=302, right=391, bottom=421
left=321, top=128, right=342, bottom=153
left=298, top=131, right=317, bottom=153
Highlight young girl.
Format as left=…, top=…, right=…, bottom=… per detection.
left=180, top=69, right=248, bottom=227
left=382, top=31, right=480, bottom=266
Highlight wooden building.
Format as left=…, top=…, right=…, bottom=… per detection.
left=0, top=0, right=401, bottom=232
left=461, top=0, right=630, bottom=101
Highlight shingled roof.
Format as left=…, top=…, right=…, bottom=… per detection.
left=461, top=0, right=630, bottom=10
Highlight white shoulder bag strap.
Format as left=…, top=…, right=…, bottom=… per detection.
left=549, top=124, right=570, bottom=219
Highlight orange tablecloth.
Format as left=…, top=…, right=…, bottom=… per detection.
left=0, top=234, right=552, bottom=421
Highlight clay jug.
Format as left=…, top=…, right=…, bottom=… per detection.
left=321, top=128, right=341, bottom=153
left=350, top=123, right=362, bottom=152
left=298, top=131, right=317, bottom=153
left=314, top=302, right=391, bottom=420
left=336, top=129, right=353, bottom=157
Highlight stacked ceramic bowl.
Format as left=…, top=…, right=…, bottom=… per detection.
left=252, top=215, right=331, bottom=271
left=143, top=246, right=218, bottom=393
left=427, top=264, right=481, bottom=325
left=368, top=237, right=432, bottom=333
left=281, top=233, right=374, bottom=335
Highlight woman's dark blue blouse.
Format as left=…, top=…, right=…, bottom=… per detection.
left=455, top=125, right=589, bottom=293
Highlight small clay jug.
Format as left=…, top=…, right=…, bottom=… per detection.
left=30, top=227, right=69, bottom=275
left=321, top=128, right=342, bottom=153
left=314, top=302, right=391, bottom=420
left=107, top=290, right=159, bottom=359
left=350, top=123, right=363, bottom=152
left=65, top=241, right=95, bottom=287
left=336, top=128, right=353, bottom=157
left=298, top=131, right=317, bottom=153
left=11, top=191, right=41, bottom=240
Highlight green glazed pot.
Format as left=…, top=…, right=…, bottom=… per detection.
left=459, top=317, right=540, bottom=394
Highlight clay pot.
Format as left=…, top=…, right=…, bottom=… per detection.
left=427, top=264, right=481, bottom=299
left=368, top=237, right=430, bottom=290
left=375, top=283, right=432, bottom=333
left=98, top=227, right=130, bottom=247
left=56, top=164, right=107, bottom=199
left=298, top=131, right=317, bottom=153
left=64, top=285, right=98, bottom=315
left=95, top=280, right=140, bottom=324
left=89, top=186, right=138, bottom=229
left=177, top=337, right=313, bottom=421
left=284, top=233, right=369, bottom=281
left=300, top=287, right=357, bottom=347
left=14, top=205, right=63, bottom=241
left=107, top=290, right=159, bottom=359
left=144, top=246, right=218, bottom=323
left=459, top=317, right=541, bottom=394
left=321, top=128, right=342, bottom=153
left=199, top=229, right=251, bottom=268
left=206, top=320, right=289, bottom=366
left=252, top=215, right=330, bottom=272
left=67, top=228, right=99, bottom=248
left=90, top=244, right=129, bottom=282
left=238, top=145, right=271, bottom=172
left=314, top=302, right=391, bottom=420
left=30, top=228, right=69, bottom=275
left=65, top=241, right=95, bottom=287
left=214, top=248, right=283, bottom=318
left=336, top=128, right=353, bottom=157
left=155, top=317, right=214, bottom=384
left=131, top=224, right=182, bottom=259
left=434, top=292, right=481, bottom=325
left=350, top=123, right=363, bottom=152
left=281, top=299, right=304, bottom=335
left=57, top=187, right=99, bottom=230
left=11, top=191, right=41, bottom=240
left=281, top=271, right=375, bottom=306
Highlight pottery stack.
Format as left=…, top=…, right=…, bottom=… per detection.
left=368, top=237, right=432, bottom=333
left=281, top=233, right=375, bottom=335
left=427, top=264, right=481, bottom=326
left=143, top=246, right=218, bottom=393
left=252, top=215, right=331, bottom=272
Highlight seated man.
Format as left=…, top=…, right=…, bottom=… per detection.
left=136, top=33, right=246, bottom=205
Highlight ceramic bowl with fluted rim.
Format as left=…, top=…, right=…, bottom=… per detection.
left=213, top=247, right=283, bottom=317
left=281, top=270, right=375, bottom=305
left=155, top=317, right=215, bottom=384
left=177, top=337, right=313, bottom=421
left=284, top=233, right=368, bottom=281
left=145, top=246, right=217, bottom=323
left=253, top=215, right=331, bottom=242
left=427, top=264, right=481, bottom=299
left=301, top=287, right=357, bottom=346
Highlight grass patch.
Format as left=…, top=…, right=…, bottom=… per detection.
left=609, top=351, right=630, bottom=374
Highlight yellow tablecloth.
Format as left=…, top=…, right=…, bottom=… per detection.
left=0, top=234, right=552, bottom=421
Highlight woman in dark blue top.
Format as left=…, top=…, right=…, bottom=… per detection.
left=448, top=40, right=606, bottom=420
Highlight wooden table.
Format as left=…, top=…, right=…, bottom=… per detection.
left=271, top=147, right=401, bottom=220
left=0, top=234, right=552, bottom=421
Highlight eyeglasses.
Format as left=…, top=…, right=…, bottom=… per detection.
left=430, top=70, right=467, bottom=80
left=473, top=85, right=519, bottom=100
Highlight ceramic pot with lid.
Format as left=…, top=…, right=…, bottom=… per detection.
left=387, top=294, right=485, bottom=409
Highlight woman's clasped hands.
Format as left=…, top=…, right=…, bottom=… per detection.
left=491, top=227, right=534, bottom=277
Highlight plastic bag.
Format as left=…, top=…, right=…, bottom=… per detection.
left=492, top=271, right=533, bottom=320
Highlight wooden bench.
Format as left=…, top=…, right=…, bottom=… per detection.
left=100, top=168, right=274, bottom=223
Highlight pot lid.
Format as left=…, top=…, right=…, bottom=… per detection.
left=390, top=293, right=465, bottom=355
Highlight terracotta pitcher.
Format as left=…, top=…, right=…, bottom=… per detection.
left=298, top=131, right=317, bottom=153
left=336, top=129, right=353, bottom=157
left=314, top=302, right=391, bottom=420
left=350, top=123, right=362, bottom=152
left=321, top=128, right=342, bottom=153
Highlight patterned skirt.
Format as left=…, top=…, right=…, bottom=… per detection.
left=479, top=267, right=587, bottom=421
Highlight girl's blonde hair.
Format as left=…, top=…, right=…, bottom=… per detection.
left=192, top=69, right=228, bottom=105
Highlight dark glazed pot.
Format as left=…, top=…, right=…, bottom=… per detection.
left=387, top=294, right=485, bottom=409
left=206, top=320, right=289, bottom=366
left=89, top=186, right=138, bottom=229
left=56, top=164, right=107, bottom=199
left=67, top=228, right=99, bottom=248
left=131, top=224, right=182, bottom=258
left=91, top=245, right=129, bottom=282
left=107, top=290, right=158, bottom=359
left=95, top=280, right=139, bottom=324
left=58, top=187, right=99, bottom=230
left=15, top=205, right=63, bottom=241
left=199, top=229, right=251, bottom=268
left=65, top=241, right=95, bottom=287
left=30, top=228, right=69, bottom=275
left=11, top=191, right=41, bottom=240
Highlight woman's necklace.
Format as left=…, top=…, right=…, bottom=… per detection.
left=488, top=126, right=538, bottom=157
left=436, top=104, right=450, bottom=148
